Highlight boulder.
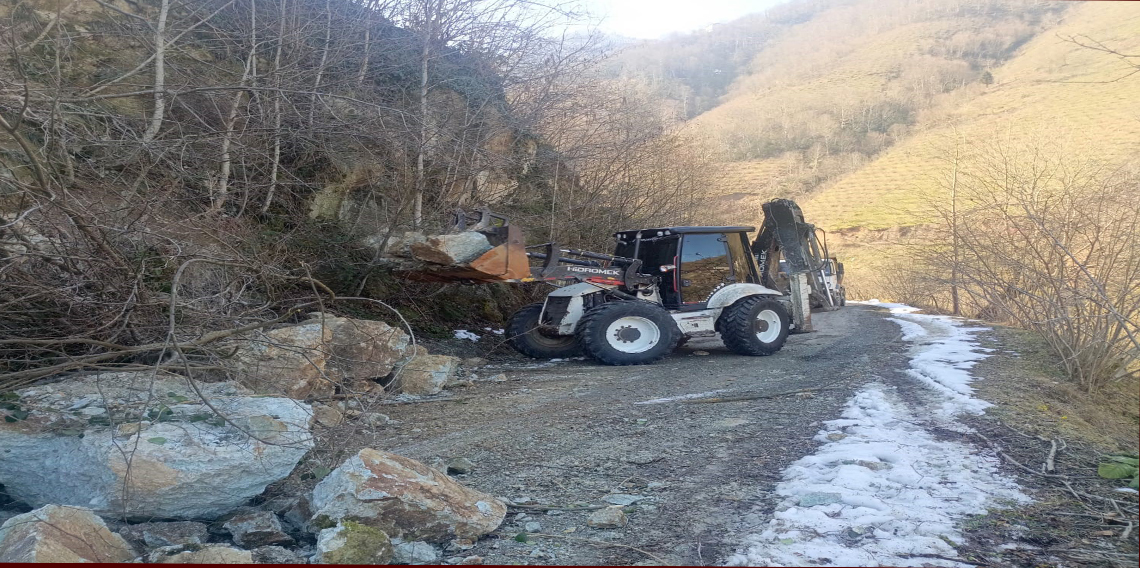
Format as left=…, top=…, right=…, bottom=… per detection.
left=252, top=545, right=306, bottom=564
left=586, top=506, right=627, bottom=529
left=315, top=520, right=394, bottom=564
left=232, top=313, right=411, bottom=399
left=0, top=372, right=312, bottom=520
left=312, top=403, right=345, bottom=427
left=393, top=540, right=442, bottom=565
left=222, top=509, right=293, bottom=548
left=147, top=544, right=253, bottom=564
left=310, top=449, right=506, bottom=543
left=397, top=353, right=460, bottom=396
left=0, top=504, right=136, bottom=563
left=409, top=232, right=493, bottom=266
left=118, top=521, right=209, bottom=550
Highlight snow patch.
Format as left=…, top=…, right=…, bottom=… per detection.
left=453, top=329, right=481, bottom=341
left=728, top=304, right=1028, bottom=567
left=726, top=385, right=1028, bottom=567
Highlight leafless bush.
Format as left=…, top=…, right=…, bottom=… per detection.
left=923, top=138, right=1140, bottom=392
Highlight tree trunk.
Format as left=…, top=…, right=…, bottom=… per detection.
left=141, top=0, right=170, bottom=144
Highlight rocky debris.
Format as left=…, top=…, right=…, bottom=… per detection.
left=408, top=232, right=493, bottom=266
left=461, top=357, right=487, bottom=369
left=252, top=545, right=306, bottom=564
left=523, top=521, right=542, bottom=532
left=446, top=457, right=476, bottom=475
left=604, top=494, right=650, bottom=506
left=233, top=313, right=411, bottom=399
left=397, top=353, right=460, bottom=396
left=487, top=373, right=508, bottom=383
left=692, top=350, right=710, bottom=356
left=360, top=412, right=390, bottom=427
left=855, top=459, right=892, bottom=471
left=393, top=540, right=442, bottom=565
left=312, top=403, right=345, bottom=427
left=147, top=544, right=253, bottom=564
left=586, top=506, right=628, bottom=529
left=0, top=504, right=136, bottom=563
left=118, top=521, right=209, bottom=550
left=222, top=509, right=294, bottom=548
left=268, top=495, right=315, bottom=537
left=458, top=554, right=484, bottom=564
left=315, top=520, right=394, bottom=564
left=310, top=448, right=506, bottom=542
left=0, top=373, right=312, bottom=519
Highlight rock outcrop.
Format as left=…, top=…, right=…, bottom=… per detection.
left=0, top=504, right=136, bottom=563
left=0, top=372, right=312, bottom=520
left=310, top=449, right=506, bottom=542
left=232, top=314, right=412, bottom=399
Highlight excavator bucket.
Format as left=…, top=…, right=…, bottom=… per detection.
left=396, top=209, right=534, bottom=283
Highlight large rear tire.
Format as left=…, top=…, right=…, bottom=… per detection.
left=506, top=303, right=580, bottom=359
left=719, top=296, right=790, bottom=356
left=577, top=301, right=680, bottom=366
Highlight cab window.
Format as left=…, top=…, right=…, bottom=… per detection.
left=679, top=233, right=730, bottom=304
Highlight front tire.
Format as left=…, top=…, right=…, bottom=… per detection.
left=506, top=303, right=581, bottom=359
left=719, top=296, right=790, bottom=356
left=577, top=301, right=680, bottom=366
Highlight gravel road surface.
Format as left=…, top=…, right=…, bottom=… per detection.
left=373, top=305, right=911, bottom=565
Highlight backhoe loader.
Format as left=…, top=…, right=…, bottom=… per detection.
left=392, top=200, right=840, bottom=366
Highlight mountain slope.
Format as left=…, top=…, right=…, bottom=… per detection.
left=803, top=1, right=1140, bottom=232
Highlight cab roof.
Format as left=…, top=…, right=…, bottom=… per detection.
left=614, top=226, right=756, bottom=237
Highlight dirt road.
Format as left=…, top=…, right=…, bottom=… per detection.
left=371, top=305, right=912, bottom=565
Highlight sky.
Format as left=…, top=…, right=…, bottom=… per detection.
left=585, top=0, right=787, bottom=39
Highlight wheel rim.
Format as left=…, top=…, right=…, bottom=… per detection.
left=606, top=316, right=661, bottom=353
left=754, top=309, right=782, bottom=343
left=529, top=327, right=573, bottom=348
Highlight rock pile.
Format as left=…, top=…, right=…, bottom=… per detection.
left=0, top=314, right=500, bottom=564
left=231, top=313, right=461, bottom=398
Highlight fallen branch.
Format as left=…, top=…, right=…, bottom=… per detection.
left=507, top=503, right=607, bottom=512
left=1044, top=438, right=1059, bottom=474
left=900, top=553, right=988, bottom=566
left=685, top=386, right=843, bottom=404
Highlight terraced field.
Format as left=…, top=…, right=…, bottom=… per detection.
left=804, top=2, right=1140, bottom=232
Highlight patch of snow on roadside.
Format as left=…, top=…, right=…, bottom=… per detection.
left=634, top=390, right=729, bottom=405
left=729, top=304, right=1028, bottom=567
left=727, top=385, right=1028, bottom=567
left=453, top=329, right=481, bottom=341
left=896, top=313, right=992, bottom=417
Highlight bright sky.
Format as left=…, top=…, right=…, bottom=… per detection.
left=586, top=0, right=787, bottom=39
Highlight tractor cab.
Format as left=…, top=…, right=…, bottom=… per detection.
left=612, top=226, right=759, bottom=309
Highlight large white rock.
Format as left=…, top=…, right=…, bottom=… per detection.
left=310, top=449, right=506, bottom=543
left=397, top=353, right=460, bottom=396
left=409, top=232, right=493, bottom=266
left=0, top=504, right=136, bottom=563
left=0, top=372, right=313, bottom=520
left=232, top=313, right=412, bottom=399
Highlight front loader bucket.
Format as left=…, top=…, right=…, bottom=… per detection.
left=402, top=224, right=532, bottom=283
